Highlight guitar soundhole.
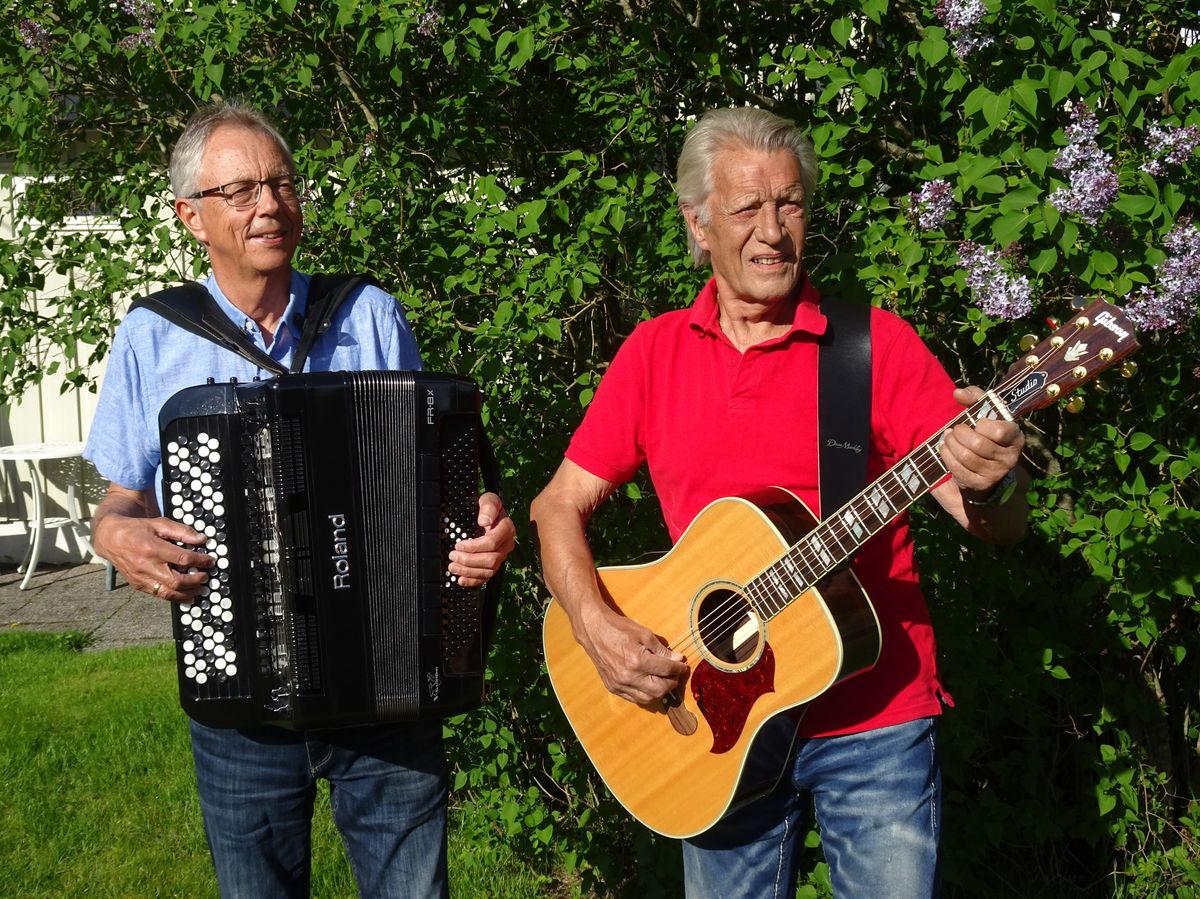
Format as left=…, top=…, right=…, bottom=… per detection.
left=694, top=586, right=763, bottom=670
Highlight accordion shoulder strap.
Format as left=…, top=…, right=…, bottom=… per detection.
left=128, top=283, right=288, bottom=375
left=817, top=294, right=872, bottom=519
left=126, top=274, right=380, bottom=375
left=291, top=274, right=380, bottom=373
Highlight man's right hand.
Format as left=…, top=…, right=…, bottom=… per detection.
left=92, top=483, right=213, bottom=601
left=530, top=457, right=689, bottom=706
left=571, top=598, right=689, bottom=707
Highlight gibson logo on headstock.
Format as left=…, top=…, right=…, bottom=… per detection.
left=1095, top=310, right=1132, bottom=342
left=999, top=372, right=1047, bottom=407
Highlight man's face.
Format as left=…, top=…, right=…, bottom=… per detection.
left=175, top=124, right=302, bottom=284
left=684, top=146, right=807, bottom=309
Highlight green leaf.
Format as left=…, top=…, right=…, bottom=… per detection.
left=919, top=36, right=949, bottom=65
left=206, top=62, right=225, bottom=89
left=991, top=211, right=1031, bottom=245
left=982, top=92, right=1011, bottom=127
left=1104, top=508, right=1133, bottom=535
left=1029, top=247, right=1059, bottom=273
left=1113, top=194, right=1157, bottom=216
left=831, top=18, right=853, bottom=47
left=859, top=68, right=884, bottom=99
left=1048, top=68, right=1076, bottom=104
left=1011, top=81, right=1040, bottom=118
left=1128, top=432, right=1154, bottom=451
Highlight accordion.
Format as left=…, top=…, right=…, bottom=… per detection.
left=158, top=370, right=498, bottom=730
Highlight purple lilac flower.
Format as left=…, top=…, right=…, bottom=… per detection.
left=118, top=29, right=155, bottom=49
left=958, top=241, right=1033, bottom=320
left=912, top=179, right=955, bottom=229
left=1125, top=222, right=1200, bottom=332
left=19, top=20, right=52, bottom=50
left=1049, top=103, right=1118, bottom=225
left=416, top=6, right=442, bottom=37
left=119, top=0, right=157, bottom=27
left=1142, top=123, right=1200, bottom=176
left=934, top=0, right=994, bottom=57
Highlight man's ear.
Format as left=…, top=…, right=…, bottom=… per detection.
left=174, top=198, right=208, bottom=245
left=681, top=205, right=709, bottom=251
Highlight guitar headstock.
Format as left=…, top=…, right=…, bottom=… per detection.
left=993, top=300, right=1141, bottom=417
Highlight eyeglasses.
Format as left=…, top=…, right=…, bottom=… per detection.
left=185, top=175, right=305, bottom=208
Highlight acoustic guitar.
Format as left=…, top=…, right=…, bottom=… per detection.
left=543, top=299, right=1140, bottom=838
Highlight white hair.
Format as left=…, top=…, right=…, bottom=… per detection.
left=675, top=107, right=818, bottom=267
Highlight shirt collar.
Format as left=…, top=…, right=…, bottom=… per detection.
left=687, top=274, right=828, bottom=343
left=202, top=269, right=308, bottom=344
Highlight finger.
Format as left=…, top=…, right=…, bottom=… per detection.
left=151, top=518, right=209, bottom=547
left=141, top=560, right=212, bottom=600
left=476, top=492, right=507, bottom=528
left=953, top=385, right=985, bottom=406
left=639, top=643, right=689, bottom=675
left=456, top=514, right=516, bottom=553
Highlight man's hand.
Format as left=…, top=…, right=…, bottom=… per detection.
left=92, top=483, right=213, bottom=601
left=447, top=491, right=515, bottom=588
left=939, top=386, right=1024, bottom=497
left=571, top=601, right=688, bottom=706
left=932, top=386, right=1030, bottom=544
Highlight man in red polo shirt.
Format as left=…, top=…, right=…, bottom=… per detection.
left=530, top=107, right=1029, bottom=897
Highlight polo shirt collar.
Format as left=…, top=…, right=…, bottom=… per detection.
left=687, top=275, right=828, bottom=343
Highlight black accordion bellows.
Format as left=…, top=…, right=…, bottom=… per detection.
left=158, top=370, right=497, bottom=729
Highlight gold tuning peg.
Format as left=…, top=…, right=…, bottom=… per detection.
left=1070, top=296, right=1089, bottom=311
left=1066, top=394, right=1086, bottom=413
left=1120, top=360, right=1138, bottom=379
left=1019, top=334, right=1039, bottom=351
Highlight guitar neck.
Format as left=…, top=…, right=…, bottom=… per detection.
left=748, top=394, right=1007, bottom=620
left=744, top=297, right=1141, bottom=621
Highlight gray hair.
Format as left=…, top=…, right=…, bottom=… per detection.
left=675, top=107, right=818, bottom=268
left=169, top=102, right=293, bottom=197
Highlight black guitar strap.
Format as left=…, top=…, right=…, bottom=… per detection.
left=817, top=296, right=872, bottom=520
left=126, top=274, right=378, bottom=375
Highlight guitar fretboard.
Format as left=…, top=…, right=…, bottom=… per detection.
left=744, top=394, right=1010, bottom=620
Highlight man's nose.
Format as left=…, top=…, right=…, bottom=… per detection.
left=254, top=181, right=284, bottom=212
left=755, top=202, right=784, bottom=242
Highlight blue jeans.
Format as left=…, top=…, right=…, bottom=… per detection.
left=683, top=717, right=941, bottom=899
left=190, top=718, right=448, bottom=898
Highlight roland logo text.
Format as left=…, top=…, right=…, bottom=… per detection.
left=329, top=513, right=351, bottom=590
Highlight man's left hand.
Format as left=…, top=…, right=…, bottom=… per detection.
left=940, top=385, right=1025, bottom=498
left=448, top=492, right=515, bottom=587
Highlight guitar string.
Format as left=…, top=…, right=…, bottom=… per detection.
left=663, top=400, right=979, bottom=660
left=663, top=329, right=1089, bottom=662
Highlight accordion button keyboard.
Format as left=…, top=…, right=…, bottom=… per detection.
left=165, top=429, right=241, bottom=691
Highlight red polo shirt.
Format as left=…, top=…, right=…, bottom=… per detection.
left=565, top=277, right=964, bottom=737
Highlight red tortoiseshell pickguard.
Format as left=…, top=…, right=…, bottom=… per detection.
left=689, top=644, right=776, bottom=754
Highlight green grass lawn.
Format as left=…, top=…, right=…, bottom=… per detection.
left=0, top=631, right=560, bottom=898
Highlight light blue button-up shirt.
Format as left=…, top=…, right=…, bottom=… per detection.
left=84, top=270, right=423, bottom=502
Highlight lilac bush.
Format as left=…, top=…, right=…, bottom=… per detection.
left=118, top=0, right=156, bottom=49
left=934, top=0, right=994, bottom=57
left=1142, top=122, right=1200, bottom=176
left=18, top=19, right=51, bottom=51
left=912, top=179, right=955, bottom=229
left=1125, top=222, right=1200, bottom=332
left=1049, top=102, right=1118, bottom=224
left=957, top=241, right=1034, bottom=320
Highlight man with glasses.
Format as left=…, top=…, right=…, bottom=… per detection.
left=85, top=102, right=515, bottom=897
